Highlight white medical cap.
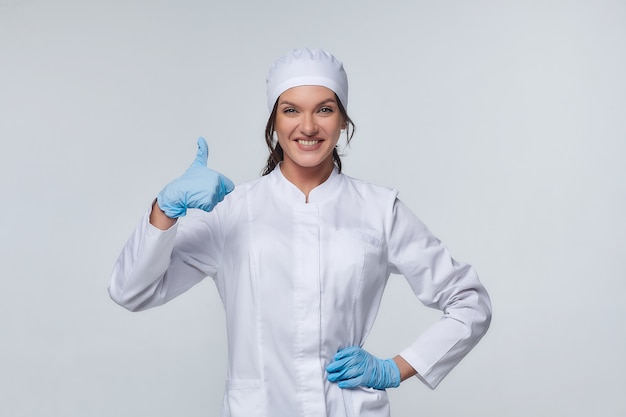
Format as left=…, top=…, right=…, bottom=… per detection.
left=266, top=48, right=348, bottom=111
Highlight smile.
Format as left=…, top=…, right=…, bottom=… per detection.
left=297, top=139, right=321, bottom=146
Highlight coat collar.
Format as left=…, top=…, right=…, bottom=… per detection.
left=269, top=163, right=343, bottom=205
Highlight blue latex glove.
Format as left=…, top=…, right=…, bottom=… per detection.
left=326, top=346, right=401, bottom=390
left=157, top=137, right=235, bottom=218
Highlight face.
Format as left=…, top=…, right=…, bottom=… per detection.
left=274, top=85, right=346, bottom=176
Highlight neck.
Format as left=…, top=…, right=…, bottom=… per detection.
left=279, top=159, right=335, bottom=202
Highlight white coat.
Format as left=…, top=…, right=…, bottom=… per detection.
left=109, top=166, right=491, bottom=417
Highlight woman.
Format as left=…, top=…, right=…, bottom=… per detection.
left=109, top=48, right=491, bottom=417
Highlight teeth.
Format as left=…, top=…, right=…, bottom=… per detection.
left=298, top=140, right=319, bottom=146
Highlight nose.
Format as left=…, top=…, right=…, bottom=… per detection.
left=300, top=114, right=318, bottom=136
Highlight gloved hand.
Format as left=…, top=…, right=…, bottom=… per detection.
left=157, top=137, right=235, bottom=218
left=326, top=346, right=401, bottom=390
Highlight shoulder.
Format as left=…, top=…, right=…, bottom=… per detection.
left=214, top=174, right=281, bottom=213
left=340, top=173, right=399, bottom=203
left=222, top=175, right=271, bottom=201
left=231, top=175, right=267, bottom=193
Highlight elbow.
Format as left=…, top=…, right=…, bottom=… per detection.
left=107, top=283, right=143, bottom=312
left=450, top=286, right=492, bottom=340
left=107, top=277, right=165, bottom=312
left=473, top=289, right=492, bottom=339
left=479, top=304, right=492, bottom=338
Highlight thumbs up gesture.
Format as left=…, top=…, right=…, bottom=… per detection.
left=156, top=137, right=235, bottom=218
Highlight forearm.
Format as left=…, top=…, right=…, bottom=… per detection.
left=109, top=210, right=179, bottom=311
left=399, top=288, right=492, bottom=389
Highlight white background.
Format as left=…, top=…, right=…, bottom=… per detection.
left=1, top=1, right=625, bottom=416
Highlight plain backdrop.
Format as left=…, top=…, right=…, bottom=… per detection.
left=1, top=1, right=625, bottom=416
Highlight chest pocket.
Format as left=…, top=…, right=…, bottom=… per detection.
left=321, top=229, right=386, bottom=311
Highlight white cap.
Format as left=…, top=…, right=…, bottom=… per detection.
left=266, top=48, right=348, bottom=111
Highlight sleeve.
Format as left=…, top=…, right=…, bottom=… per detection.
left=108, top=205, right=225, bottom=312
left=386, top=198, right=492, bottom=389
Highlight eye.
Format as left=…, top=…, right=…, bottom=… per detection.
left=282, top=107, right=297, bottom=114
left=319, top=106, right=334, bottom=113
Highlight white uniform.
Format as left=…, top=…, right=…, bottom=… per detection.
left=109, top=166, right=491, bottom=417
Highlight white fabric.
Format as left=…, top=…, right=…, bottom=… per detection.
left=109, top=166, right=491, bottom=417
left=266, top=48, right=349, bottom=111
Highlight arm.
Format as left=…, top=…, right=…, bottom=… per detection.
left=326, top=195, right=489, bottom=391
left=108, top=137, right=234, bottom=311
left=387, top=198, right=492, bottom=389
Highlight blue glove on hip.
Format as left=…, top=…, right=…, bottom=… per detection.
left=326, top=346, right=401, bottom=390
left=157, top=137, right=235, bottom=218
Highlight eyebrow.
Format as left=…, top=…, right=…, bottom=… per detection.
left=278, top=98, right=337, bottom=107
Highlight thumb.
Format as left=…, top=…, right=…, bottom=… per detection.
left=192, top=137, right=209, bottom=167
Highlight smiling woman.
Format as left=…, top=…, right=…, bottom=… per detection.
left=263, top=49, right=356, bottom=179
left=272, top=85, right=346, bottom=200
left=109, top=48, right=492, bottom=417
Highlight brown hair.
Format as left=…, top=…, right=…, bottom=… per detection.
left=261, top=94, right=355, bottom=176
